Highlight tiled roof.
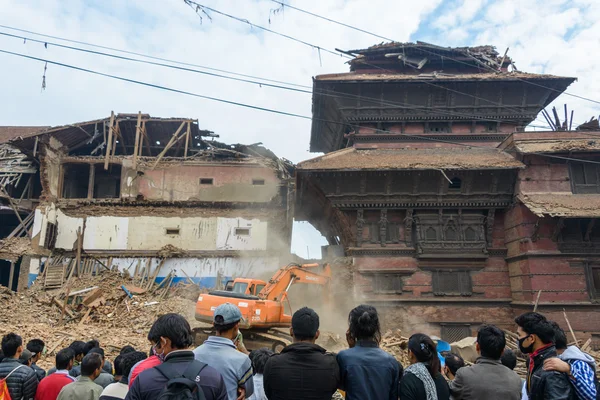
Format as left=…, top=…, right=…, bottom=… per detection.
left=297, top=147, right=524, bottom=171
left=518, top=193, right=600, bottom=217
left=0, top=126, right=48, bottom=144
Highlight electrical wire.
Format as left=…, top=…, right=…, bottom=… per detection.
left=3, top=47, right=600, bottom=166
left=0, top=30, right=554, bottom=129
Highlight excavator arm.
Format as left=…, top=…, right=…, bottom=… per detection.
left=259, top=263, right=331, bottom=301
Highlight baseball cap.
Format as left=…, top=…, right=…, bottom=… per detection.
left=19, top=349, right=33, bottom=364
left=213, top=303, right=243, bottom=325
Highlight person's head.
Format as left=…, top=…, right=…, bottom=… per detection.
left=348, top=304, right=381, bottom=344
left=120, top=352, right=147, bottom=383
left=477, top=324, right=506, bottom=360
left=26, top=339, right=45, bottom=363
left=213, top=303, right=242, bottom=340
left=19, top=349, right=33, bottom=366
left=515, top=312, right=555, bottom=354
left=290, top=307, right=320, bottom=343
left=148, top=313, right=194, bottom=360
left=81, top=353, right=103, bottom=380
left=407, top=333, right=441, bottom=378
left=249, top=348, right=273, bottom=375
left=550, top=321, right=568, bottom=354
left=500, top=348, right=517, bottom=370
left=1, top=333, right=23, bottom=359
left=120, top=345, right=136, bottom=355
left=443, top=353, right=465, bottom=380
left=113, top=355, right=124, bottom=378
left=83, top=340, right=100, bottom=355
left=88, top=347, right=105, bottom=363
left=56, top=348, right=75, bottom=371
left=69, top=340, right=86, bottom=362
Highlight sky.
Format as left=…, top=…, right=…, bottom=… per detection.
left=1, top=0, right=599, bottom=258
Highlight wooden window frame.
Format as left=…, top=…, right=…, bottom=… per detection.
left=584, top=262, right=600, bottom=301
left=432, top=270, right=473, bottom=296
left=372, top=273, right=403, bottom=294
left=569, top=162, right=600, bottom=194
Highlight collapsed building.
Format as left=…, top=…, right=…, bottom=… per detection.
left=295, top=41, right=600, bottom=343
left=0, top=113, right=294, bottom=291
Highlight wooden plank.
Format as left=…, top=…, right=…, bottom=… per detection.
left=87, top=163, right=95, bottom=199
left=182, top=270, right=195, bottom=285
left=75, top=228, right=83, bottom=276
left=146, top=259, right=165, bottom=290
left=184, top=121, right=190, bottom=158
left=563, top=309, right=579, bottom=347
left=78, top=307, right=93, bottom=327
left=52, top=298, right=74, bottom=318
left=104, top=111, right=115, bottom=170
left=83, top=288, right=104, bottom=306
left=142, top=121, right=151, bottom=156
left=133, top=111, right=142, bottom=169
left=59, top=285, right=71, bottom=325
left=533, top=290, right=542, bottom=312
left=8, top=262, right=15, bottom=290
left=151, top=121, right=187, bottom=169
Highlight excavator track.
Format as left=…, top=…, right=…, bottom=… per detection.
left=192, top=327, right=292, bottom=353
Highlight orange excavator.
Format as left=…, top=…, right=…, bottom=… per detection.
left=194, top=263, right=331, bottom=351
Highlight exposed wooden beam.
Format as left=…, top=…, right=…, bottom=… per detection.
left=87, top=163, right=95, bottom=199
left=151, top=121, right=187, bottom=170
left=133, top=112, right=142, bottom=169
left=184, top=121, right=191, bottom=158
left=104, top=111, right=115, bottom=170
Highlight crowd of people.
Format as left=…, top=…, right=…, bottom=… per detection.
left=0, top=305, right=597, bottom=400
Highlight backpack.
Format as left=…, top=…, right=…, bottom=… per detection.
left=0, top=365, right=24, bottom=400
left=155, top=361, right=208, bottom=400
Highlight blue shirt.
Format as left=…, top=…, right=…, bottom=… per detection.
left=193, top=336, right=254, bottom=400
left=569, top=360, right=597, bottom=400
left=336, top=340, right=400, bottom=400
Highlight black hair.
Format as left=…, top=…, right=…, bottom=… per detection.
left=214, top=320, right=237, bottom=334
left=408, top=333, right=441, bottom=378
left=514, top=312, right=555, bottom=344
left=81, top=353, right=103, bottom=376
left=348, top=304, right=382, bottom=344
left=477, top=324, right=506, bottom=359
left=56, top=348, right=75, bottom=370
left=550, top=321, right=568, bottom=350
left=120, top=345, right=136, bottom=355
left=88, top=347, right=105, bottom=359
left=26, top=339, right=45, bottom=356
left=83, top=340, right=100, bottom=355
left=249, top=348, right=274, bottom=374
left=147, top=313, right=193, bottom=349
left=114, top=355, right=124, bottom=376
left=0, top=349, right=4, bottom=363
left=291, top=307, right=320, bottom=341
left=120, top=351, right=147, bottom=379
left=1, top=333, right=22, bottom=358
left=444, top=353, right=465, bottom=376
left=500, top=348, right=517, bottom=370
left=69, top=341, right=86, bottom=357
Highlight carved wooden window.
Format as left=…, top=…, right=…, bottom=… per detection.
left=425, top=227, right=438, bottom=241
left=432, top=270, right=472, bottom=296
left=373, top=274, right=403, bottom=294
left=386, top=223, right=400, bottom=243
left=570, top=162, right=600, bottom=194
left=44, top=222, right=57, bottom=250
left=441, top=324, right=471, bottom=342
left=464, top=227, right=479, bottom=241
left=369, top=223, right=379, bottom=244
left=449, top=177, right=462, bottom=192
left=585, top=263, right=600, bottom=300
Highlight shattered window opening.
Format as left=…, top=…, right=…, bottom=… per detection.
left=449, top=177, right=462, bottom=191
left=235, top=227, right=250, bottom=236
left=94, top=164, right=121, bottom=199
left=61, top=163, right=90, bottom=199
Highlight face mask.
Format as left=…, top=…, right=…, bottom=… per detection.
left=517, top=335, right=534, bottom=354
left=153, top=341, right=166, bottom=362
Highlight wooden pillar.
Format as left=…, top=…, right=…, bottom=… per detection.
left=184, top=121, right=191, bottom=158
left=8, top=262, right=15, bottom=291
left=104, top=111, right=115, bottom=170
left=133, top=111, right=142, bottom=169
left=87, top=164, right=95, bottom=199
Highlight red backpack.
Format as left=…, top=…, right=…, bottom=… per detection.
left=0, top=365, right=24, bottom=400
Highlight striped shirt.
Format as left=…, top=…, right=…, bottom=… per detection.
left=193, top=336, right=254, bottom=400
left=569, top=360, right=597, bottom=400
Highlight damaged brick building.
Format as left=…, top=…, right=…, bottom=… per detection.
left=0, top=113, right=294, bottom=290
left=295, top=42, right=600, bottom=342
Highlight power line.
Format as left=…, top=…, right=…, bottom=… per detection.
left=0, top=30, right=554, bottom=129
left=273, top=1, right=600, bottom=108
left=3, top=48, right=599, bottom=166
left=0, top=24, right=311, bottom=89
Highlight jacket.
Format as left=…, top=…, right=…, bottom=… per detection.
left=449, top=356, right=522, bottom=400
left=31, top=364, right=46, bottom=382
left=57, top=376, right=103, bottom=400
left=336, top=340, right=400, bottom=400
left=128, top=356, right=160, bottom=387
left=35, top=370, right=76, bottom=400
left=125, top=350, right=228, bottom=400
left=99, top=380, right=129, bottom=400
left=399, top=371, right=449, bottom=400
left=0, top=357, right=39, bottom=400
left=527, top=344, right=575, bottom=400
left=94, top=372, right=115, bottom=388
left=193, top=336, right=254, bottom=400
left=559, top=346, right=598, bottom=400
left=263, top=342, right=340, bottom=400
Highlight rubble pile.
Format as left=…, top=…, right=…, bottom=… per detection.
left=0, top=270, right=203, bottom=369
